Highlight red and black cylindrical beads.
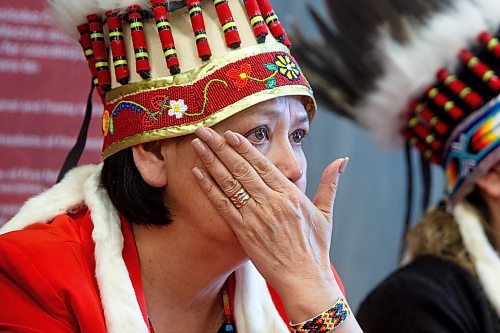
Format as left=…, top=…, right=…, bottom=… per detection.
left=77, top=23, right=97, bottom=82
left=87, top=14, right=111, bottom=92
left=77, top=23, right=106, bottom=98
left=187, top=0, right=212, bottom=61
left=407, top=117, right=443, bottom=152
left=243, top=0, right=268, bottom=43
left=402, top=130, right=440, bottom=164
left=256, top=0, right=290, bottom=47
left=410, top=100, right=449, bottom=137
left=437, top=69, right=483, bottom=110
left=150, top=0, right=180, bottom=74
left=213, top=0, right=241, bottom=49
left=127, top=5, right=151, bottom=79
left=426, top=87, right=465, bottom=121
left=105, top=10, right=130, bottom=85
left=460, top=49, right=500, bottom=93
left=479, top=31, right=500, bottom=59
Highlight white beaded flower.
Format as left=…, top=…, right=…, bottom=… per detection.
left=168, top=99, right=188, bottom=119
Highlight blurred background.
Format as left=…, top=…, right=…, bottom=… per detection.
left=0, top=0, right=443, bottom=311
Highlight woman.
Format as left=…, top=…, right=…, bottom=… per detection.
left=0, top=0, right=362, bottom=332
left=294, top=0, right=500, bottom=331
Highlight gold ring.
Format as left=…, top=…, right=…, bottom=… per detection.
left=229, top=188, right=251, bottom=209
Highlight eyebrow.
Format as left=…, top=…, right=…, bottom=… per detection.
left=254, top=108, right=310, bottom=125
left=295, top=114, right=310, bottom=126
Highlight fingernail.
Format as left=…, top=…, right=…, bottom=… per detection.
left=339, top=157, right=349, bottom=173
left=195, top=127, right=213, bottom=141
left=192, top=167, right=204, bottom=181
left=191, top=138, right=207, bottom=155
left=224, top=131, right=240, bottom=147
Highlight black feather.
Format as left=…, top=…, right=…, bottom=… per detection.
left=292, top=0, right=454, bottom=121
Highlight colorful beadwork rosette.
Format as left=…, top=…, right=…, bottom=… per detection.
left=294, top=0, right=500, bottom=205
left=50, top=0, right=316, bottom=159
left=444, top=96, right=500, bottom=204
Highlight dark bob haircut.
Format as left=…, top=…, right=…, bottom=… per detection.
left=100, top=148, right=172, bottom=226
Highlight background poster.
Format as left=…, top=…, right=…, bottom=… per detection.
left=0, top=0, right=101, bottom=226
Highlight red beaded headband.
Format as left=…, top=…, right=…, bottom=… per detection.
left=101, top=44, right=313, bottom=158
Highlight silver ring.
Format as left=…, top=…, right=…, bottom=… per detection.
left=229, top=188, right=251, bottom=209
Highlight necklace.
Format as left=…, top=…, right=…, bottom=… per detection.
left=148, top=281, right=235, bottom=333
left=221, top=282, right=235, bottom=332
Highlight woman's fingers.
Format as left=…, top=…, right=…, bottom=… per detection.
left=191, top=138, right=244, bottom=198
left=223, top=131, right=291, bottom=191
left=312, top=157, right=349, bottom=221
left=191, top=166, right=244, bottom=221
left=193, top=127, right=270, bottom=199
left=194, top=125, right=348, bottom=224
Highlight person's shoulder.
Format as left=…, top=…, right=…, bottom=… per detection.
left=0, top=209, right=106, bottom=332
left=357, top=255, right=485, bottom=333
left=369, top=255, right=474, bottom=296
left=365, top=255, right=474, bottom=302
left=0, top=209, right=95, bottom=282
left=1, top=208, right=90, bottom=246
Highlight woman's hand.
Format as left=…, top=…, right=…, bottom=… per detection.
left=191, top=126, right=351, bottom=324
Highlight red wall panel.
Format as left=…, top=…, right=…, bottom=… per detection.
left=0, top=0, right=102, bottom=225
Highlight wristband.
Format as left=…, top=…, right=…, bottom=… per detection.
left=289, top=298, right=351, bottom=333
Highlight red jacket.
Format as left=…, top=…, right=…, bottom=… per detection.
left=0, top=209, right=344, bottom=332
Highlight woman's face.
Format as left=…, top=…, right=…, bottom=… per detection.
left=162, top=96, right=310, bottom=243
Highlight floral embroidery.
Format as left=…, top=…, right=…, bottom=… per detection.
left=273, top=53, right=300, bottom=81
left=142, top=111, right=156, bottom=128
left=168, top=99, right=188, bottom=119
left=103, top=53, right=304, bottom=138
left=225, top=54, right=302, bottom=91
left=104, top=101, right=145, bottom=136
left=227, top=64, right=252, bottom=88
left=151, top=95, right=170, bottom=120
left=226, top=63, right=277, bottom=89
left=102, top=110, right=110, bottom=136
left=103, top=79, right=229, bottom=136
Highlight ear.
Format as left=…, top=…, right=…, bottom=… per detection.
left=475, top=166, right=500, bottom=200
left=132, top=141, right=168, bottom=188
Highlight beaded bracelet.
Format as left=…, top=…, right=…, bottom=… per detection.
left=289, top=298, right=351, bottom=333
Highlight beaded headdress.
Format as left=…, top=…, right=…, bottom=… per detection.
left=50, top=0, right=315, bottom=159
left=294, top=0, right=500, bottom=206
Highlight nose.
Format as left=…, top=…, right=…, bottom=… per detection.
left=268, top=143, right=304, bottom=184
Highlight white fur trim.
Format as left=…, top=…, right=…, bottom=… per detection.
left=234, top=262, right=290, bottom=333
left=0, top=164, right=97, bottom=235
left=358, top=0, right=499, bottom=145
left=454, top=203, right=500, bottom=315
left=83, top=165, right=149, bottom=333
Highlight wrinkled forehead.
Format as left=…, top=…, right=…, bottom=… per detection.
left=223, top=95, right=310, bottom=126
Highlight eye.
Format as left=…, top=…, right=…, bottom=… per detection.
left=244, top=126, right=269, bottom=145
left=290, top=129, right=307, bottom=145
